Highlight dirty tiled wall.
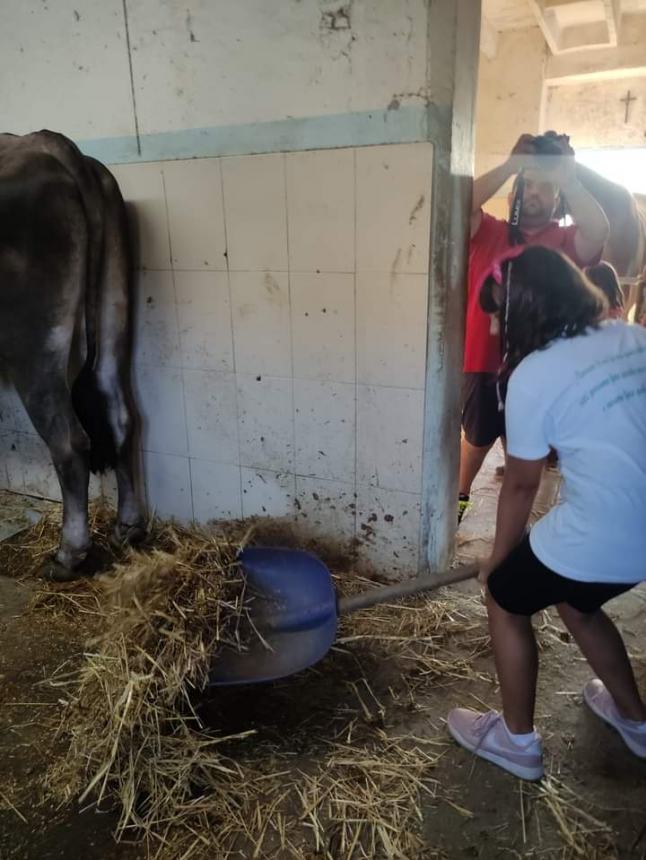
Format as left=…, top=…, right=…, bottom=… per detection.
left=111, top=143, right=432, bottom=577
left=0, top=143, right=431, bottom=576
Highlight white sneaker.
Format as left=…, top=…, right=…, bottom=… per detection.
left=583, top=679, right=646, bottom=759
left=447, top=708, right=544, bottom=781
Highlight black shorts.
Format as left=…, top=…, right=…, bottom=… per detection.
left=462, top=372, right=506, bottom=448
left=488, top=535, right=637, bottom=616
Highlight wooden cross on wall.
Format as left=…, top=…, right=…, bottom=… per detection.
left=620, top=90, right=636, bottom=123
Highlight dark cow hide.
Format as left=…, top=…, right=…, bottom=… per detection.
left=0, top=130, right=145, bottom=580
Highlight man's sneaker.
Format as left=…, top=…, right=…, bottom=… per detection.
left=583, top=679, right=646, bottom=759
left=458, top=494, right=470, bottom=524
left=447, top=708, right=544, bottom=781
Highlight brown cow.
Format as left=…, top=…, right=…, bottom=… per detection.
left=577, top=164, right=646, bottom=278
left=0, top=130, right=145, bottom=580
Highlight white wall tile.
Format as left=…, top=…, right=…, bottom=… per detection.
left=0, top=385, right=36, bottom=435
left=295, top=476, right=356, bottom=543
left=144, top=451, right=193, bottom=522
left=355, top=486, right=421, bottom=580
left=294, top=380, right=355, bottom=482
left=241, top=468, right=295, bottom=519
left=175, top=271, right=234, bottom=372
left=356, top=272, right=428, bottom=388
left=183, top=370, right=238, bottom=464
left=133, top=364, right=188, bottom=456
left=100, top=471, right=119, bottom=509
left=237, top=375, right=293, bottom=471
left=190, top=460, right=242, bottom=522
left=110, top=162, right=171, bottom=270
left=291, top=273, right=355, bottom=383
left=356, top=143, right=433, bottom=273
left=230, top=271, right=292, bottom=376
left=286, top=149, right=354, bottom=272
left=0, top=431, right=25, bottom=493
left=163, top=159, right=227, bottom=270
left=357, top=385, right=424, bottom=494
left=222, top=153, right=288, bottom=271
left=20, top=434, right=61, bottom=502
left=132, top=270, right=181, bottom=368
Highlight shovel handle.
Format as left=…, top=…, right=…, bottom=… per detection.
left=337, top=562, right=480, bottom=616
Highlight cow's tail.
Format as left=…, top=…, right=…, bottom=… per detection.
left=70, top=161, right=119, bottom=475
left=71, top=362, right=118, bottom=474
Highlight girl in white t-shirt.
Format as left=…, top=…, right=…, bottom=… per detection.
left=447, top=245, right=646, bottom=782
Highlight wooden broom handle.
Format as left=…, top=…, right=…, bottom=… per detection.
left=336, top=562, right=480, bottom=616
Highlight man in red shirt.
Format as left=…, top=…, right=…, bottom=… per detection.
left=459, top=133, right=609, bottom=520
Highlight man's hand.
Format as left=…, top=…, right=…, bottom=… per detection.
left=507, top=134, right=538, bottom=174
left=542, top=131, right=574, bottom=157
left=545, top=153, right=577, bottom=191
left=539, top=131, right=577, bottom=189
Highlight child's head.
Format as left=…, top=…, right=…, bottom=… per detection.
left=584, top=262, right=624, bottom=320
left=479, top=246, right=607, bottom=372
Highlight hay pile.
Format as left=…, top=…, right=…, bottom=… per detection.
left=3, top=506, right=621, bottom=858
left=41, top=517, right=488, bottom=859
left=48, top=525, right=262, bottom=855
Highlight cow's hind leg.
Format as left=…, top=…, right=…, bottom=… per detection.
left=13, top=370, right=92, bottom=580
left=89, top=159, right=146, bottom=545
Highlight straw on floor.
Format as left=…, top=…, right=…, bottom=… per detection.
left=6, top=507, right=616, bottom=859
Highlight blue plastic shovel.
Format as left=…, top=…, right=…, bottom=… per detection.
left=209, top=547, right=478, bottom=686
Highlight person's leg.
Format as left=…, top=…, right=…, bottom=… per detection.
left=495, top=436, right=507, bottom=479
left=557, top=603, right=646, bottom=722
left=459, top=373, right=500, bottom=500
left=487, top=590, right=538, bottom=733
left=459, top=436, right=493, bottom=496
left=447, top=537, right=544, bottom=779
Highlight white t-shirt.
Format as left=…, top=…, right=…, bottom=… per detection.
left=505, top=321, right=646, bottom=584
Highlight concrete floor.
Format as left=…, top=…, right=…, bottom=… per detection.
left=456, top=441, right=561, bottom=567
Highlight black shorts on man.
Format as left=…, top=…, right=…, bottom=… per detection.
left=462, top=372, right=506, bottom=448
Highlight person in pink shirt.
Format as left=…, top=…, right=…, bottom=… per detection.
left=458, top=133, right=609, bottom=523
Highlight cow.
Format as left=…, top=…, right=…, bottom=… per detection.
left=0, top=130, right=145, bottom=580
left=577, top=164, right=646, bottom=279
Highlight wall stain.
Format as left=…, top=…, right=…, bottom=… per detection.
left=185, top=10, right=199, bottom=42
left=408, top=194, right=425, bottom=224
left=320, top=4, right=351, bottom=31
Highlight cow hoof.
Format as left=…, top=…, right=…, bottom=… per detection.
left=41, top=557, right=88, bottom=583
left=112, top=521, right=147, bottom=548
left=41, top=545, right=111, bottom=582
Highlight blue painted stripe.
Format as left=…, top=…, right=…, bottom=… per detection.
left=76, top=104, right=438, bottom=164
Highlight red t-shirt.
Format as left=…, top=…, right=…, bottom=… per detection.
left=465, top=213, right=598, bottom=373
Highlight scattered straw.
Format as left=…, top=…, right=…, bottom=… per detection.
left=48, top=524, right=257, bottom=855
left=36, top=521, right=491, bottom=858
left=531, top=777, right=617, bottom=858
left=0, top=784, right=28, bottom=824
left=2, top=509, right=622, bottom=859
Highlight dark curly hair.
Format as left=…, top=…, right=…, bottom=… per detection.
left=584, top=261, right=624, bottom=311
left=480, top=246, right=607, bottom=374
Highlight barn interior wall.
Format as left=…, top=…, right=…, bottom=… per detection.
left=105, top=143, right=433, bottom=577
left=475, top=15, right=646, bottom=216
left=544, top=76, right=646, bottom=149
left=0, top=0, right=476, bottom=579
left=475, top=24, right=547, bottom=218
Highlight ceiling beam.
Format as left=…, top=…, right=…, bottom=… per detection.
left=480, top=15, right=499, bottom=60
left=602, top=0, right=622, bottom=46
left=526, top=0, right=562, bottom=54
left=544, top=14, right=646, bottom=82
left=559, top=20, right=614, bottom=51
left=542, top=0, right=587, bottom=6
